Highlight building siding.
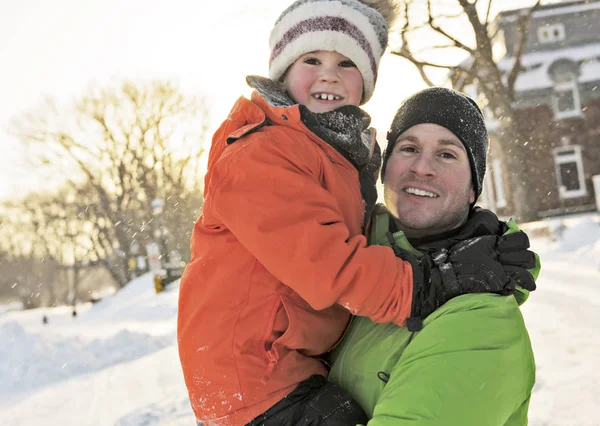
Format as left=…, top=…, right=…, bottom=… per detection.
left=474, top=1, right=600, bottom=220
left=502, top=2, right=600, bottom=56
left=487, top=98, right=600, bottom=218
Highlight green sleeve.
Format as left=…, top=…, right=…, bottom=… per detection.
left=504, top=396, right=531, bottom=426
left=368, top=295, right=535, bottom=426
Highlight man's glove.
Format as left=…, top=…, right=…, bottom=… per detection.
left=496, top=231, right=537, bottom=292
left=387, top=231, right=537, bottom=332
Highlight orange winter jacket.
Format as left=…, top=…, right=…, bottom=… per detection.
left=177, top=90, right=413, bottom=425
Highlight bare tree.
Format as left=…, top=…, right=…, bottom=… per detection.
left=1, top=186, right=126, bottom=309
left=392, top=0, right=542, bottom=221
left=0, top=207, right=65, bottom=309
left=10, top=80, right=208, bottom=288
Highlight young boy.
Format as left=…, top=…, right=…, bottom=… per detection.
left=177, top=1, right=531, bottom=424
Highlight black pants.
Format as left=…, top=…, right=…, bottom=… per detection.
left=246, top=375, right=368, bottom=426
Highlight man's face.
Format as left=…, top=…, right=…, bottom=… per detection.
left=383, top=123, right=475, bottom=239
left=282, top=50, right=363, bottom=113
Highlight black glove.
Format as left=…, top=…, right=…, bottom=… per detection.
left=387, top=231, right=536, bottom=332
left=496, top=231, right=537, bottom=292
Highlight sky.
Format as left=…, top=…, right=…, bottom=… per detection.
left=0, top=212, right=598, bottom=425
left=0, top=0, right=540, bottom=202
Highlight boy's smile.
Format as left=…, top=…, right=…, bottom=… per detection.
left=282, top=50, right=363, bottom=113
left=312, top=92, right=343, bottom=101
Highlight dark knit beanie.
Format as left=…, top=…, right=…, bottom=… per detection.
left=381, top=87, right=488, bottom=200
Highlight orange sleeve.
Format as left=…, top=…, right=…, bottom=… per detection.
left=206, top=132, right=413, bottom=326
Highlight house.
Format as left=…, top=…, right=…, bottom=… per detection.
left=463, top=0, right=600, bottom=220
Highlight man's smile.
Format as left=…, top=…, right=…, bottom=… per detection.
left=403, top=186, right=439, bottom=198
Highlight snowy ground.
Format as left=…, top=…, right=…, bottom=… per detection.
left=1, top=213, right=599, bottom=426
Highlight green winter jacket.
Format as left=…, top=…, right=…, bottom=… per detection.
left=328, top=208, right=541, bottom=426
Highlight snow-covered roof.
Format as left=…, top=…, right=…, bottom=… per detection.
left=498, top=43, right=600, bottom=92
left=532, top=1, right=600, bottom=18
left=499, top=1, right=600, bottom=23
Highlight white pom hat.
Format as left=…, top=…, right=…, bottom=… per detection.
left=268, top=0, right=397, bottom=104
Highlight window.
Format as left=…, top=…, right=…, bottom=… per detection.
left=483, top=105, right=500, bottom=131
left=479, top=158, right=507, bottom=210
left=463, top=84, right=500, bottom=130
left=463, top=84, right=478, bottom=101
left=553, top=146, right=586, bottom=199
left=480, top=175, right=495, bottom=210
left=492, top=159, right=507, bottom=208
left=537, top=23, right=565, bottom=43
left=552, top=80, right=582, bottom=119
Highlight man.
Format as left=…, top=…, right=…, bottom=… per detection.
left=328, top=87, right=540, bottom=425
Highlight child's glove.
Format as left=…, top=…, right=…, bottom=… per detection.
left=387, top=231, right=536, bottom=332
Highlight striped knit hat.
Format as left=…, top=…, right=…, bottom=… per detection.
left=269, top=0, right=397, bottom=104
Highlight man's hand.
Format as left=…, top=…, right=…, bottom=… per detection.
left=389, top=231, right=537, bottom=331
left=497, top=231, right=537, bottom=292
left=432, top=234, right=512, bottom=297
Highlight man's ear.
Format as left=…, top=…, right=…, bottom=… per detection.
left=469, top=185, right=475, bottom=204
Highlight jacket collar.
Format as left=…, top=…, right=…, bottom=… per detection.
left=246, top=75, right=295, bottom=108
left=246, top=75, right=376, bottom=170
left=369, top=205, right=504, bottom=254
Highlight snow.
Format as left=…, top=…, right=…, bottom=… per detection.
left=0, top=301, right=23, bottom=315
left=580, top=59, right=600, bottom=85
left=1, top=214, right=599, bottom=426
left=498, top=43, right=600, bottom=92
left=0, top=275, right=191, bottom=426
left=520, top=213, right=600, bottom=425
left=531, top=2, right=600, bottom=19
left=501, top=2, right=600, bottom=22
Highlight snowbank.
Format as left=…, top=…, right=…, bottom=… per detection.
left=1, top=214, right=599, bottom=426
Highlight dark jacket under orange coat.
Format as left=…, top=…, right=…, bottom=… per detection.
left=177, top=91, right=413, bottom=425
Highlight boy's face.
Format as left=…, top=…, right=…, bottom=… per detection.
left=282, top=50, right=363, bottom=113
left=383, top=123, right=475, bottom=239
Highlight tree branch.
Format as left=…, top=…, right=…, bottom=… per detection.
left=411, top=44, right=465, bottom=55
left=394, top=49, right=460, bottom=86
left=390, top=49, right=458, bottom=71
left=506, top=0, right=542, bottom=98
left=427, top=0, right=474, bottom=54
left=392, top=1, right=441, bottom=87
left=484, top=0, right=493, bottom=26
